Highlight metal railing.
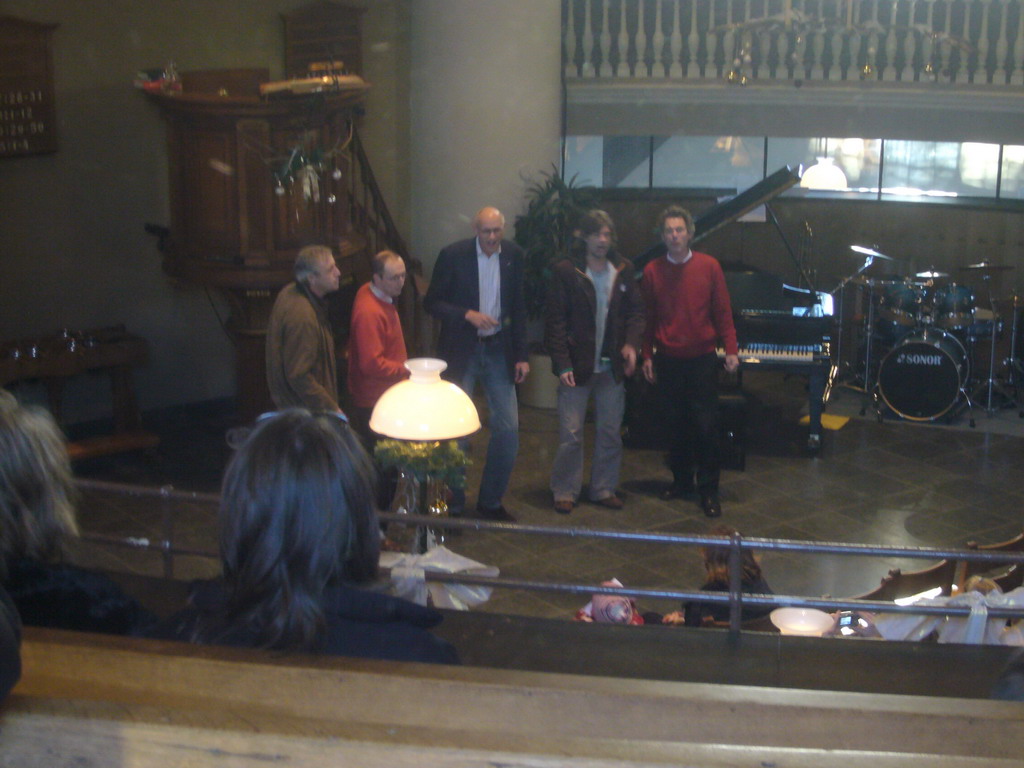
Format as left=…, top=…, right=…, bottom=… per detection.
left=75, top=479, right=1024, bottom=632
left=76, top=479, right=219, bottom=580
left=564, top=0, right=1024, bottom=85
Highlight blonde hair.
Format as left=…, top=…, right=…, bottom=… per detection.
left=0, top=391, right=78, bottom=579
left=963, top=575, right=1001, bottom=596
left=702, top=524, right=762, bottom=585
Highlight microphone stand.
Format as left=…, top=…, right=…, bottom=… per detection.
left=832, top=255, right=876, bottom=390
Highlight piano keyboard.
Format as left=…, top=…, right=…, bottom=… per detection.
left=717, top=344, right=826, bottom=364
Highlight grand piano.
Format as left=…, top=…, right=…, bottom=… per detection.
left=626, top=166, right=835, bottom=454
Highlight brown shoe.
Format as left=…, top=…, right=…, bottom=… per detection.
left=554, top=500, right=574, bottom=514
left=592, top=494, right=624, bottom=510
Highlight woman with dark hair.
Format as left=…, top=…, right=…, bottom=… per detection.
left=0, top=390, right=153, bottom=635
left=663, top=524, right=774, bottom=627
left=150, top=409, right=458, bottom=664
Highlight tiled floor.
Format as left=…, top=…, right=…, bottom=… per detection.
left=70, top=371, right=1024, bottom=620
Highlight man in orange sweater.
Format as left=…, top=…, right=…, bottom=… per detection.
left=348, top=250, right=409, bottom=443
left=641, top=206, right=739, bottom=518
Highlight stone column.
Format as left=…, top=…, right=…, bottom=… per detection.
left=409, top=0, right=562, bottom=271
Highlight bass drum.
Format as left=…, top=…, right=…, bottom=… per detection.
left=877, top=328, right=968, bottom=421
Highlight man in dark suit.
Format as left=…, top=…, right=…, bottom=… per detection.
left=424, top=207, right=529, bottom=521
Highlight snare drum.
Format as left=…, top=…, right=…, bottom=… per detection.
left=877, top=328, right=968, bottom=421
left=931, top=283, right=975, bottom=331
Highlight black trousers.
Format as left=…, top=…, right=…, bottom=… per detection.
left=347, top=405, right=373, bottom=448
left=348, top=404, right=397, bottom=511
left=655, top=352, right=721, bottom=493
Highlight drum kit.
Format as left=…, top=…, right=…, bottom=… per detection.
left=840, top=246, right=1022, bottom=425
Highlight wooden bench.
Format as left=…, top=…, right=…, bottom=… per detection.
left=852, top=558, right=959, bottom=602
left=3, top=626, right=1023, bottom=768
left=84, top=569, right=1020, bottom=699
left=954, top=530, right=1024, bottom=592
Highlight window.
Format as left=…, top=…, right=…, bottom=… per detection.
left=882, top=141, right=997, bottom=198
left=1000, top=145, right=1024, bottom=201
left=767, top=137, right=881, bottom=193
left=565, top=134, right=1019, bottom=203
left=563, top=135, right=604, bottom=187
left=563, top=135, right=650, bottom=188
left=651, top=136, right=764, bottom=190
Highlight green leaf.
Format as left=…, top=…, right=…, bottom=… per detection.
left=373, top=439, right=470, bottom=488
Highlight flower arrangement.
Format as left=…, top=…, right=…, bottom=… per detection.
left=373, top=439, right=469, bottom=489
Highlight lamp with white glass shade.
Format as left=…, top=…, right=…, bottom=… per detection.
left=370, top=358, right=480, bottom=553
left=800, top=157, right=848, bottom=191
left=370, top=358, right=480, bottom=440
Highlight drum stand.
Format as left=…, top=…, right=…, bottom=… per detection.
left=858, top=292, right=882, bottom=417
left=831, top=255, right=880, bottom=408
left=1006, top=295, right=1024, bottom=417
left=970, top=277, right=1018, bottom=416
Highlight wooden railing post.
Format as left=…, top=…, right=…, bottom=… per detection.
left=563, top=0, right=1019, bottom=86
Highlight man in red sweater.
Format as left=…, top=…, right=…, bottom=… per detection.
left=348, top=250, right=409, bottom=443
left=641, top=206, right=739, bottom=518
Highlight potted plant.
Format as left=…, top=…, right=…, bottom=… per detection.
left=513, top=166, right=597, bottom=408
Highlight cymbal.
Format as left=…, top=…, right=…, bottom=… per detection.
left=850, top=245, right=894, bottom=260
left=916, top=270, right=948, bottom=279
left=960, top=261, right=1014, bottom=272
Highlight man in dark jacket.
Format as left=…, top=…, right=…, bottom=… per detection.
left=544, top=210, right=644, bottom=513
left=424, top=207, right=529, bottom=522
left=266, top=245, right=343, bottom=413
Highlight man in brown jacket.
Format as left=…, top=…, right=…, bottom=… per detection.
left=544, top=210, right=644, bottom=513
left=265, top=245, right=343, bottom=414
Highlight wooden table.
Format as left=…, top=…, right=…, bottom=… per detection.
left=0, top=325, right=159, bottom=460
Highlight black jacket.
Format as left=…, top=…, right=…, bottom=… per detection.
left=0, top=585, right=20, bottom=700
left=544, top=252, right=645, bottom=385
left=4, top=558, right=156, bottom=636
left=424, top=237, right=528, bottom=382
left=683, top=575, right=775, bottom=627
left=148, top=579, right=460, bottom=665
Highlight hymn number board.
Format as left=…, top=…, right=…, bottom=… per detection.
left=0, top=16, right=58, bottom=158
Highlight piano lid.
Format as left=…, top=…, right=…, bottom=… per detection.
left=692, top=165, right=800, bottom=244
left=725, top=270, right=785, bottom=312
left=634, top=166, right=800, bottom=273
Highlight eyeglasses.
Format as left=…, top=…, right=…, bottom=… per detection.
left=255, top=409, right=349, bottom=424
left=226, top=409, right=350, bottom=449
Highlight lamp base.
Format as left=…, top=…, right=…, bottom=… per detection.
left=387, top=472, right=450, bottom=554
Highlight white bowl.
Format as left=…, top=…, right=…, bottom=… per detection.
left=770, top=607, right=833, bottom=637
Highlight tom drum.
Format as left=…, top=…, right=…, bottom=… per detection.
left=876, top=281, right=922, bottom=329
left=877, top=328, right=968, bottom=421
left=930, top=283, right=975, bottom=331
